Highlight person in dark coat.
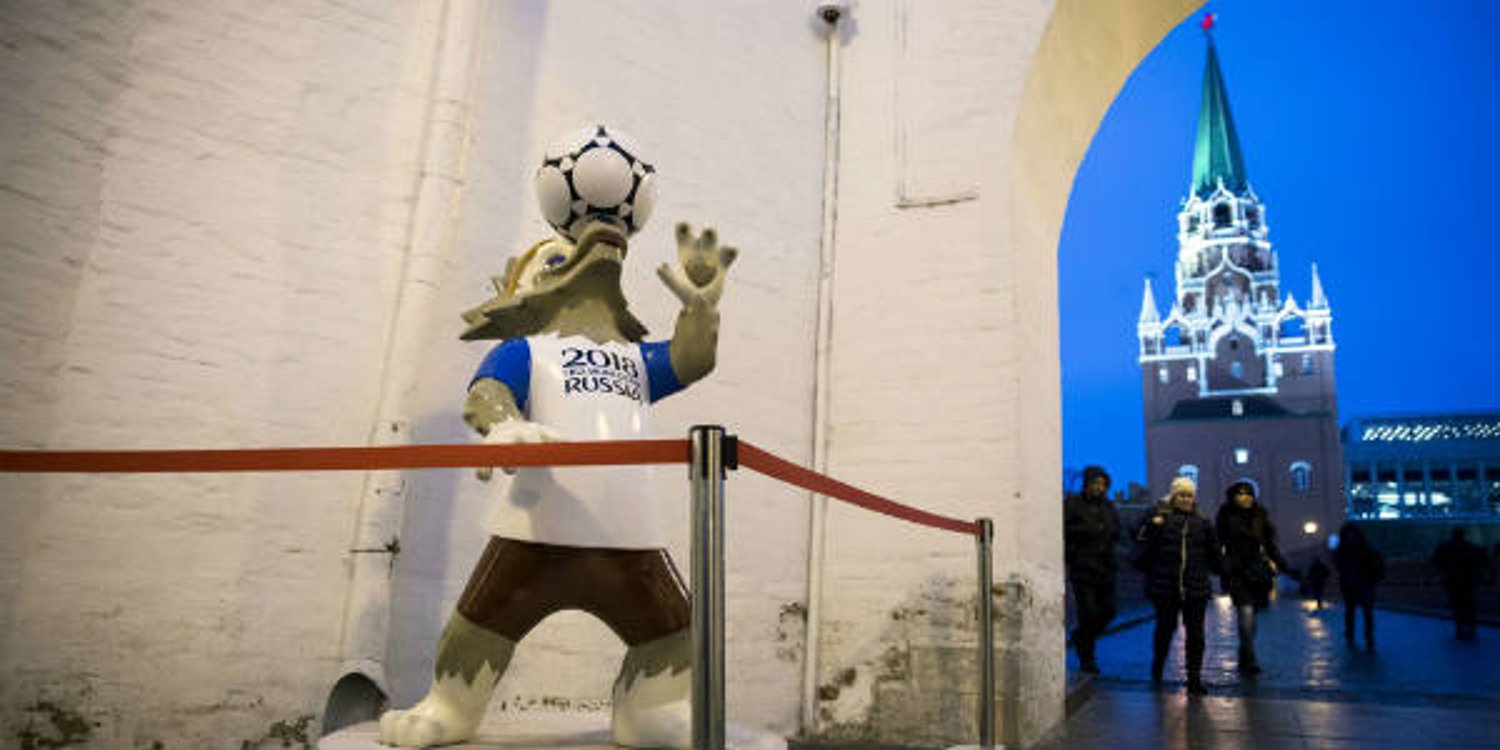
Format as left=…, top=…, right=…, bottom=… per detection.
left=1064, top=465, right=1120, bottom=673
left=1431, top=528, right=1487, bottom=640
left=1134, top=476, right=1223, bottom=695
left=1305, top=557, right=1331, bottom=609
left=1333, top=523, right=1383, bottom=650
left=1215, top=481, right=1291, bottom=675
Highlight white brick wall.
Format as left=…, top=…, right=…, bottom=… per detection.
left=0, top=1, right=434, bottom=746
left=808, top=2, right=1063, bottom=744
left=0, top=0, right=1200, bottom=746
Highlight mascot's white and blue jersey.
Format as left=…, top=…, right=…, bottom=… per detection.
left=472, top=332, right=683, bottom=550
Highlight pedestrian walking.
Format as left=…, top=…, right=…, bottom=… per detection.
left=1431, top=528, right=1487, bottom=640
left=1065, top=465, right=1121, bottom=673
left=1215, top=481, right=1292, bottom=675
left=1333, top=523, right=1383, bottom=651
left=1305, top=557, right=1331, bottom=609
left=1133, top=476, right=1222, bottom=695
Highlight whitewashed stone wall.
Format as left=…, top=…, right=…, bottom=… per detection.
left=811, top=2, right=1061, bottom=744
left=0, top=2, right=439, bottom=747
left=0, top=0, right=1201, bottom=747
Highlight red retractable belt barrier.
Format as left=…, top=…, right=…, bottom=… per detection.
left=737, top=441, right=979, bottom=536
left=0, top=441, right=689, bottom=473
left=0, top=437, right=978, bottom=536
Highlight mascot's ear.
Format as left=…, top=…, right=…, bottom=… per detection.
left=459, top=240, right=555, bottom=341
left=492, top=258, right=516, bottom=296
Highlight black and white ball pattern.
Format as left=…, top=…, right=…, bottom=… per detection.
left=534, top=125, right=657, bottom=242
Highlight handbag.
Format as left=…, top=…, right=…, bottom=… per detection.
left=1243, top=543, right=1275, bottom=594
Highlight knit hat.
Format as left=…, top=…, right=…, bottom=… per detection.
left=1169, top=476, right=1196, bottom=496
left=1225, top=480, right=1257, bottom=502
left=1082, top=465, right=1111, bottom=486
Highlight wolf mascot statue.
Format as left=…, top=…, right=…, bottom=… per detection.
left=379, top=127, right=736, bottom=748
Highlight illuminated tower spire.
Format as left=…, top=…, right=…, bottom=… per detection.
left=1191, top=17, right=1248, bottom=199
left=1138, top=14, right=1337, bottom=374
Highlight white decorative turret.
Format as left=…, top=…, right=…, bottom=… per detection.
left=1139, top=279, right=1161, bottom=325
left=1308, top=263, right=1329, bottom=309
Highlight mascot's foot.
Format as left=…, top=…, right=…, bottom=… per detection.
left=611, top=687, right=689, bottom=749
left=377, top=615, right=512, bottom=747
left=377, top=691, right=482, bottom=748
left=612, top=632, right=692, bottom=749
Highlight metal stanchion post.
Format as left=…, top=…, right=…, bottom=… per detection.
left=977, top=517, right=996, bottom=749
left=690, top=425, right=731, bottom=750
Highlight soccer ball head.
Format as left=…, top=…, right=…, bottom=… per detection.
left=534, top=125, right=657, bottom=243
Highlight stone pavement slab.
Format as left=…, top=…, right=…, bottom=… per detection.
left=1032, top=682, right=1500, bottom=750
left=1088, top=597, right=1500, bottom=700
left=1044, top=595, right=1500, bottom=750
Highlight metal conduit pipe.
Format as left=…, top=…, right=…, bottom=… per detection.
left=802, top=1, right=847, bottom=736
left=324, top=0, right=489, bottom=732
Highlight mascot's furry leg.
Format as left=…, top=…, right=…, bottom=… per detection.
left=611, top=628, right=692, bottom=747
left=379, top=538, right=695, bottom=748
left=378, top=614, right=516, bottom=747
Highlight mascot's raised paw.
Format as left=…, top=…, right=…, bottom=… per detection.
left=657, top=222, right=737, bottom=307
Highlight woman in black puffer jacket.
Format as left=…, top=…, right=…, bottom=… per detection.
left=1134, top=476, right=1222, bottom=695
left=1215, top=481, right=1291, bottom=676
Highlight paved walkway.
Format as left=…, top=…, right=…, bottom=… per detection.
left=1037, top=597, right=1500, bottom=749
left=324, top=598, right=1499, bottom=749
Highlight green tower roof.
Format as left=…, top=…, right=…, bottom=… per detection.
left=1191, top=37, right=1249, bottom=198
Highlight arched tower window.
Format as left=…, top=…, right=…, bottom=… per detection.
left=1278, top=315, right=1306, bottom=340
left=1213, top=203, right=1232, bottom=227
left=1178, top=464, right=1200, bottom=486
left=1230, top=361, right=1243, bottom=379
left=1290, top=461, right=1312, bottom=493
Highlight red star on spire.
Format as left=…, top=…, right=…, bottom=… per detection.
left=1200, top=12, right=1217, bottom=33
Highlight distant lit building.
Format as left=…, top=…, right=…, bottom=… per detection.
left=1343, top=413, right=1500, bottom=520
left=1136, top=30, right=1344, bottom=558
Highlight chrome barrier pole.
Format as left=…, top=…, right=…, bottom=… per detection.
left=976, top=517, right=996, bottom=749
left=690, top=425, right=731, bottom=750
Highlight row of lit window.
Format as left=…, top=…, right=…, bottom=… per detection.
left=1182, top=201, right=1263, bottom=233
left=1157, top=355, right=1316, bottom=385
left=1355, top=419, right=1500, bottom=443
left=1349, top=465, right=1500, bottom=484
left=1153, top=318, right=1323, bottom=347
left=1346, top=482, right=1500, bottom=521
left=1177, top=458, right=1312, bottom=492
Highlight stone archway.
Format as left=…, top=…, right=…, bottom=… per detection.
left=1003, top=1, right=1202, bottom=744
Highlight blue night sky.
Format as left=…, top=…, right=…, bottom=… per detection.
left=1060, top=1, right=1500, bottom=491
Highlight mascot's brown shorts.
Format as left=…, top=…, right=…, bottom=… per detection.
left=457, top=537, right=690, bottom=646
